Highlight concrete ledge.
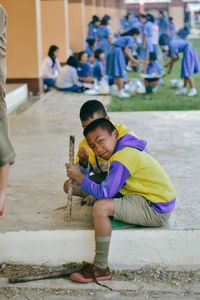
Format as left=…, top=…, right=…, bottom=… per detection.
left=0, top=229, right=199, bottom=268
left=5, top=84, right=28, bottom=113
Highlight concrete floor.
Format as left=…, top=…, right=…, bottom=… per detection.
left=1, top=90, right=200, bottom=232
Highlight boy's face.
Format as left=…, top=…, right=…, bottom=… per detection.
left=81, top=113, right=110, bottom=129
left=86, top=127, right=119, bottom=160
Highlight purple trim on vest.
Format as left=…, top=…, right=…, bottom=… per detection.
left=150, top=198, right=176, bottom=213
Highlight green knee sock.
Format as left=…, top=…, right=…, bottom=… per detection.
left=93, top=236, right=111, bottom=269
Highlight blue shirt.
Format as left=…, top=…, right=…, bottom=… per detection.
left=113, top=36, right=134, bottom=51
left=85, top=45, right=95, bottom=58
left=147, top=61, right=162, bottom=75
left=168, top=39, right=190, bottom=57
left=77, top=62, right=91, bottom=77
left=93, top=59, right=105, bottom=81
left=87, top=24, right=99, bottom=40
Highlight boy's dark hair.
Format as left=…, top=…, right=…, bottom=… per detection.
left=78, top=51, right=87, bottom=61
left=94, top=48, right=104, bottom=59
left=101, top=18, right=108, bottom=26
left=66, top=56, right=78, bottom=68
left=80, top=100, right=108, bottom=121
left=121, top=27, right=140, bottom=37
left=83, top=118, right=115, bottom=137
left=169, top=16, right=173, bottom=21
left=149, top=52, right=157, bottom=61
left=48, top=45, right=59, bottom=58
left=87, top=38, right=95, bottom=47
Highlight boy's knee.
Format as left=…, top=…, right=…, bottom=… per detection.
left=93, top=199, right=108, bottom=217
left=63, top=180, right=69, bottom=193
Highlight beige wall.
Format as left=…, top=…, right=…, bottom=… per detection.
left=41, top=0, right=69, bottom=62
left=1, top=0, right=42, bottom=78
left=170, top=6, right=184, bottom=30
left=68, top=0, right=86, bottom=53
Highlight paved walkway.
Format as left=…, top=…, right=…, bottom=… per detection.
left=1, top=90, right=199, bottom=231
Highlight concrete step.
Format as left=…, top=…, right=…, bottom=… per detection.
left=0, top=228, right=200, bottom=268
left=0, top=277, right=200, bottom=299
left=5, top=84, right=28, bottom=113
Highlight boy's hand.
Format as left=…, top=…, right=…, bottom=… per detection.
left=84, top=195, right=96, bottom=206
left=65, top=164, right=84, bottom=184
left=78, top=147, right=89, bottom=168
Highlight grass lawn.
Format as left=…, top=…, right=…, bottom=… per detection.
left=107, top=39, right=200, bottom=112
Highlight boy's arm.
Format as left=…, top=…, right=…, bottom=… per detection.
left=81, top=161, right=130, bottom=199
left=66, top=160, right=130, bottom=199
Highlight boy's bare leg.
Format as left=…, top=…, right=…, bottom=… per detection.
left=93, top=199, right=114, bottom=269
left=93, top=199, right=114, bottom=235
left=63, top=179, right=83, bottom=196
left=0, top=163, right=9, bottom=218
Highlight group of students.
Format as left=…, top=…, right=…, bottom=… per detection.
left=64, top=99, right=176, bottom=284
left=42, top=11, right=200, bottom=97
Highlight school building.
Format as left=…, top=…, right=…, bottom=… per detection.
left=125, top=0, right=186, bottom=31
left=1, top=0, right=126, bottom=95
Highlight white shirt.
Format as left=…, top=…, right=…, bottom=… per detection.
left=42, top=56, right=61, bottom=79
left=56, top=65, right=79, bottom=88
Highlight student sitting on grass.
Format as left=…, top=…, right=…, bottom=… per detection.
left=93, top=49, right=105, bottom=82
left=66, top=118, right=176, bottom=283
left=56, top=56, right=82, bottom=92
left=77, top=51, right=94, bottom=83
left=63, top=99, right=138, bottom=204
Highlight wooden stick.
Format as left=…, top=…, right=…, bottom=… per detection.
left=65, top=135, right=75, bottom=222
left=9, top=268, right=79, bottom=284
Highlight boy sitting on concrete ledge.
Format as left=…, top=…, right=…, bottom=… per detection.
left=64, top=99, right=138, bottom=204
left=66, top=118, right=176, bottom=284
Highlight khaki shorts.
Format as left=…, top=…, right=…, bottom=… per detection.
left=0, top=116, right=15, bottom=166
left=114, top=194, right=171, bottom=227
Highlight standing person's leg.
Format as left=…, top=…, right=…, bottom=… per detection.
left=175, top=78, right=188, bottom=95
left=0, top=163, right=9, bottom=217
left=0, top=116, right=16, bottom=218
left=187, top=76, right=197, bottom=96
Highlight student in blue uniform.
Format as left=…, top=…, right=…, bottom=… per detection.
left=176, top=26, right=190, bottom=40
left=147, top=14, right=159, bottom=55
left=77, top=51, right=94, bottom=83
left=93, top=49, right=105, bottom=82
left=157, top=11, right=168, bottom=36
left=85, top=38, right=96, bottom=58
left=85, top=39, right=96, bottom=74
left=147, top=52, right=162, bottom=75
left=168, top=17, right=176, bottom=40
left=140, top=14, right=153, bottom=73
left=106, top=28, right=140, bottom=98
left=129, top=15, right=141, bottom=30
left=159, top=34, right=200, bottom=96
left=97, top=18, right=112, bottom=58
left=87, top=15, right=100, bottom=43
left=120, top=14, right=131, bottom=32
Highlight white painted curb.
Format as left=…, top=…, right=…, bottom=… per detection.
left=0, top=229, right=199, bottom=269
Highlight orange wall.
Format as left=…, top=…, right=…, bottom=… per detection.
left=68, top=0, right=86, bottom=53
left=1, top=0, right=42, bottom=78
left=41, top=0, right=69, bottom=62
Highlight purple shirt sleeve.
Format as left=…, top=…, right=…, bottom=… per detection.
left=81, top=160, right=131, bottom=199
left=77, top=161, right=90, bottom=177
